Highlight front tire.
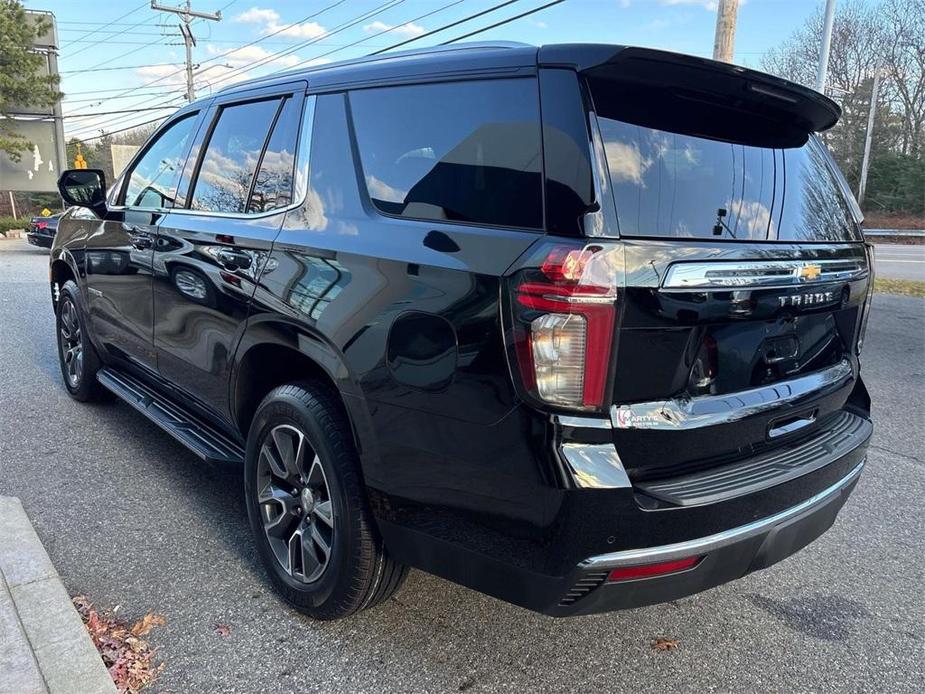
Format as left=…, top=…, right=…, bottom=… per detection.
left=244, top=382, right=407, bottom=620
left=55, top=280, right=104, bottom=402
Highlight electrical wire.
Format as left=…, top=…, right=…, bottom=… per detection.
left=441, top=0, right=566, bottom=44
left=57, top=2, right=150, bottom=49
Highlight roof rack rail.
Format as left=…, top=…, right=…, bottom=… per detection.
left=216, top=41, right=533, bottom=94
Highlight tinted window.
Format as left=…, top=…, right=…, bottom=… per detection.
left=248, top=97, right=301, bottom=213
left=123, top=114, right=197, bottom=209
left=597, top=116, right=861, bottom=242
left=190, top=98, right=280, bottom=213
left=350, top=79, right=542, bottom=229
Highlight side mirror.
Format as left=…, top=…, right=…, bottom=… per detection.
left=58, top=169, right=108, bottom=217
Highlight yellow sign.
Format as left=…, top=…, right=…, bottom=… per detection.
left=40, top=208, right=52, bottom=217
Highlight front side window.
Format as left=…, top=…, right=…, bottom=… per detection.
left=190, top=98, right=281, bottom=213
left=123, top=114, right=197, bottom=209
left=349, top=79, right=543, bottom=229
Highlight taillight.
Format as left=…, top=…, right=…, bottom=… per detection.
left=857, top=244, right=875, bottom=354
left=510, top=243, right=620, bottom=410
left=35, top=221, right=47, bottom=230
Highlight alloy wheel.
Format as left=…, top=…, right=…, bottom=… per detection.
left=256, top=424, right=335, bottom=583
left=59, top=298, right=83, bottom=387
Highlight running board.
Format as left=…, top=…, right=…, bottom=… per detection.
left=97, top=368, right=245, bottom=465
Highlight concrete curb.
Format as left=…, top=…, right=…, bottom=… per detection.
left=0, top=497, right=116, bottom=694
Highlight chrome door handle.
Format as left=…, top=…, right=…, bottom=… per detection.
left=216, top=248, right=252, bottom=270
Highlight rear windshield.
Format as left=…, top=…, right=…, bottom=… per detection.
left=595, top=113, right=862, bottom=243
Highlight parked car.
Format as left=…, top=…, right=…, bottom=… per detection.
left=27, top=212, right=62, bottom=248
left=50, top=43, right=873, bottom=620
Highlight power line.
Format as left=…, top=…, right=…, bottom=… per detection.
left=61, top=105, right=185, bottom=119
left=57, top=2, right=149, bottom=49
left=441, top=0, right=567, bottom=44
left=62, top=11, right=162, bottom=59
left=369, top=0, right=522, bottom=56
left=59, top=62, right=183, bottom=75
left=62, top=0, right=350, bottom=125
left=71, top=115, right=173, bottom=143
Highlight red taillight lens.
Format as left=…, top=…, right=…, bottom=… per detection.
left=35, top=221, right=47, bottom=230
left=606, top=556, right=702, bottom=582
left=511, top=244, right=619, bottom=410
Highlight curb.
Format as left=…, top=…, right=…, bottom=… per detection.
left=0, top=497, right=116, bottom=694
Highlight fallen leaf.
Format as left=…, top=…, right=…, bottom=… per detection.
left=652, top=637, right=680, bottom=651
left=72, top=596, right=165, bottom=693
left=131, top=613, right=166, bottom=637
left=214, top=623, right=232, bottom=637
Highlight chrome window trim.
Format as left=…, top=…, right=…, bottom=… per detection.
left=661, top=259, right=868, bottom=292
left=611, top=359, right=853, bottom=431
left=581, top=460, right=864, bottom=569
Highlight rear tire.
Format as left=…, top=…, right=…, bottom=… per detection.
left=244, top=381, right=408, bottom=620
left=55, top=280, right=105, bottom=402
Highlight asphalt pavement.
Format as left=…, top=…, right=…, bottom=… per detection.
left=873, top=242, right=925, bottom=281
left=1, top=239, right=923, bottom=693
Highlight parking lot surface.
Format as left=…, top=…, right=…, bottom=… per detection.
left=1, top=239, right=923, bottom=693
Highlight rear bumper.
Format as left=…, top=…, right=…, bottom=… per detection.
left=549, top=460, right=863, bottom=616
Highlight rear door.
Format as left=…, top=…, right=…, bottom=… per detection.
left=152, top=83, right=306, bottom=424
left=586, top=72, right=872, bottom=480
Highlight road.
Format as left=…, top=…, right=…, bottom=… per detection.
left=1, top=239, right=923, bottom=693
left=872, top=242, right=925, bottom=281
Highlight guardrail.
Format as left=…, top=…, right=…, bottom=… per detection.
left=864, top=229, right=925, bottom=238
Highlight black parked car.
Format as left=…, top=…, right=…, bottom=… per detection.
left=27, top=212, right=62, bottom=248
left=51, top=43, right=873, bottom=620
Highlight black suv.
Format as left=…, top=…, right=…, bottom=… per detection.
left=52, top=44, right=873, bottom=620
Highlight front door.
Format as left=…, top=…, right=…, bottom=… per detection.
left=85, top=110, right=203, bottom=373
left=153, top=86, right=306, bottom=423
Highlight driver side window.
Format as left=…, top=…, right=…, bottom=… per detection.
left=122, top=114, right=197, bottom=209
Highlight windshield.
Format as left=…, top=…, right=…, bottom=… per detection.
left=595, top=114, right=862, bottom=243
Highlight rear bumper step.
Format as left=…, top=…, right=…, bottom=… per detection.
left=636, top=411, right=871, bottom=506
left=97, top=368, right=244, bottom=465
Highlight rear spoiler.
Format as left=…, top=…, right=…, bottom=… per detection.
left=538, top=45, right=840, bottom=147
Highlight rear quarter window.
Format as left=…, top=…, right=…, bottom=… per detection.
left=349, top=78, right=543, bottom=230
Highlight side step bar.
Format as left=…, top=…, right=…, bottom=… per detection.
left=97, top=368, right=245, bottom=465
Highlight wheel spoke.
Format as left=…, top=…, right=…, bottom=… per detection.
left=307, top=454, right=324, bottom=487
left=311, top=523, right=331, bottom=558
left=260, top=443, right=288, bottom=479
left=312, top=500, right=334, bottom=528
left=271, top=427, right=303, bottom=479
left=300, top=529, right=323, bottom=580
left=259, top=484, right=299, bottom=538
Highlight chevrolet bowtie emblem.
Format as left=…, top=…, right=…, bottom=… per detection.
left=797, top=264, right=822, bottom=281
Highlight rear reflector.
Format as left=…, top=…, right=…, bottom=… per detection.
left=606, top=556, right=702, bottom=582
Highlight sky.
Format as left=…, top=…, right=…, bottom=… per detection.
left=24, top=0, right=831, bottom=140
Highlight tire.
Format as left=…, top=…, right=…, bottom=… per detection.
left=55, top=280, right=105, bottom=402
left=244, top=381, right=408, bottom=620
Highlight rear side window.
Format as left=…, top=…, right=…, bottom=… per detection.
left=249, top=97, right=301, bottom=213
left=190, top=98, right=280, bottom=214
left=596, top=115, right=862, bottom=243
left=349, top=79, right=543, bottom=229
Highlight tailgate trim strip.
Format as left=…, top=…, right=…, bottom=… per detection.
left=611, top=360, right=852, bottom=430
left=662, top=258, right=868, bottom=291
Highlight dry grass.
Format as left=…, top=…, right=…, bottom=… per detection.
left=874, top=279, right=925, bottom=297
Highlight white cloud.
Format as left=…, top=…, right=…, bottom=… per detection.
left=364, top=20, right=426, bottom=38
left=206, top=44, right=301, bottom=69
left=618, top=0, right=631, bottom=7
left=531, top=20, right=548, bottom=29
left=234, top=7, right=279, bottom=24
left=234, top=7, right=327, bottom=39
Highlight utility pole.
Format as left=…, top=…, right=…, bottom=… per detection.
left=857, top=69, right=882, bottom=207
left=712, top=0, right=739, bottom=63
left=150, top=0, right=221, bottom=102
left=816, top=0, right=837, bottom=92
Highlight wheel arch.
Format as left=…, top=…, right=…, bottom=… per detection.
left=231, top=320, right=380, bottom=478
left=49, top=251, right=79, bottom=308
